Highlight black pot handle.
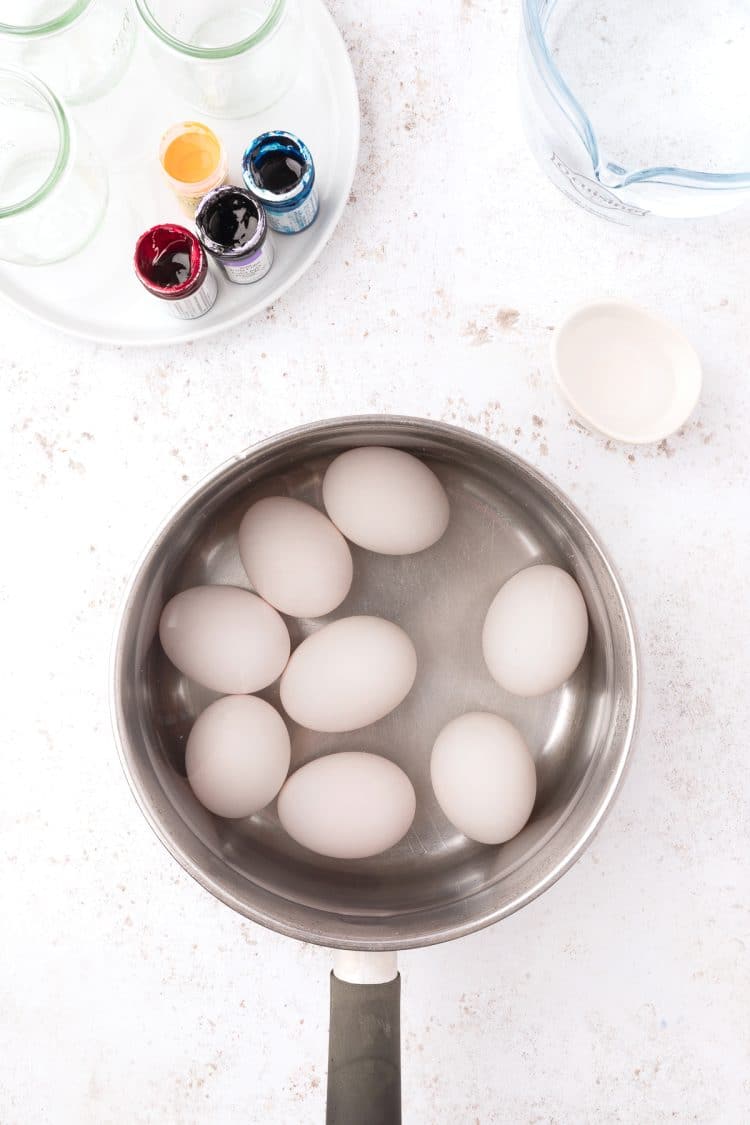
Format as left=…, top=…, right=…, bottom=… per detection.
left=326, top=967, right=402, bottom=1125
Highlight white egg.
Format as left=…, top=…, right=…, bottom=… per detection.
left=430, top=712, right=536, bottom=845
left=322, top=446, right=450, bottom=555
left=482, top=564, right=589, bottom=697
left=186, top=695, right=291, bottom=819
left=159, top=585, right=290, bottom=695
left=238, top=496, right=353, bottom=618
left=280, top=615, right=417, bottom=733
left=277, top=751, right=416, bottom=859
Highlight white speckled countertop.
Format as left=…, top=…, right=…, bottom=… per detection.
left=1, top=2, right=748, bottom=1123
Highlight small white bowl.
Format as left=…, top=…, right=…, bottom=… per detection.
left=550, top=299, right=703, bottom=444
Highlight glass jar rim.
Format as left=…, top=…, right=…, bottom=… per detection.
left=0, top=0, right=91, bottom=37
left=0, top=67, right=70, bottom=219
left=134, top=0, right=285, bottom=60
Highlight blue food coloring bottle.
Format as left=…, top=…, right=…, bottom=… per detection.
left=242, top=131, right=319, bottom=234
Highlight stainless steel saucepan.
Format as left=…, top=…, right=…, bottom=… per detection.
left=111, top=416, right=639, bottom=1123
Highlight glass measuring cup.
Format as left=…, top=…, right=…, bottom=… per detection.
left=0, top=67, right=108, bottom=265
left=519, top=0, right=750, bottom=222
left=0, top=0, right=135, bottom=105
left=135, top=0, right=303, bottom=118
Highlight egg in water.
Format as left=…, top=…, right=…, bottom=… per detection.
left=159, top=585, right=290, bottom=695
left=430, top=712, right=536, bottom=845
left=280, top=615, right=417, bottom=733
left=482, top=564, right=588, bottom=696
left=238, top=496, right=353, bottom=618
left=186, top=695, right=291, bottom=819
left=322, top=446, right=450, bottom=555
left=277, top=751, right=416, bottom=859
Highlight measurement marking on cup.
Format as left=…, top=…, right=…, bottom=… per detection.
left=550, top=153, right=649, bottom=217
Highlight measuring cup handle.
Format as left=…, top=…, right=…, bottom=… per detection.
left=326, top=970, right=401, bottom=1125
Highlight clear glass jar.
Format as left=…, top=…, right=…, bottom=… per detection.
left=134, top=0, right=303, bottom=119
left=0, top=67, right=108, bottom=265
left=519, top=0, right=750, bottom=223
left=0, top=1, right=135, bottom=105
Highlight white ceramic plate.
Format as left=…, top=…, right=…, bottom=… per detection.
left=0, top=0, right=359, bottom=347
